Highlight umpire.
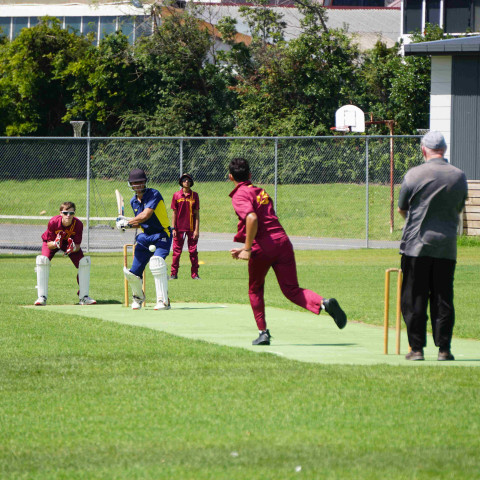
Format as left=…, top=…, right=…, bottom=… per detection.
left=398, top=131, right=468, bottom=361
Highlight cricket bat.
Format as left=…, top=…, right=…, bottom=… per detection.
left=115, top=189, right=124, bottom=217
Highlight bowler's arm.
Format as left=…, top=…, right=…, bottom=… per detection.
left=230, top=212, right=258, bottom=261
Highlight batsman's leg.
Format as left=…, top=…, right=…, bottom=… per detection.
left=35, top=255, right=50, bottom=305
left=149, top=256, right=170, bottom=310
left=123, top=267, right=145, bottom=310
left=78, top=256, right=97, bottom=305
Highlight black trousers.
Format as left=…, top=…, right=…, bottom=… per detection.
left=401, top=255, right=456, bottom=351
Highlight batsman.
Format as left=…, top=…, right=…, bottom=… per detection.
left=116, top=168, right=172, bottom=310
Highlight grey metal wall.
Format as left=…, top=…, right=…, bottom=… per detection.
left=451, top=55, right=480, bottom=180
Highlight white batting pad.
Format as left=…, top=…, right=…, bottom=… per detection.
left=149, top=256, right=168, bottom=304
left=123, top=267, right=144, bottom=299
left=35, top=255, right=50, bottom=299
left=78, top=256, right=91, bottom=299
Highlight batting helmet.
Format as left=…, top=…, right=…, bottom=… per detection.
left=128, top=168, right=148, bottom=193
left=179, top=173, right=194, bottom=187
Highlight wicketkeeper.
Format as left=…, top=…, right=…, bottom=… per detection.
left=34, top=201, right=96, bottom=306
left=116, top=168, right=172, bottom=310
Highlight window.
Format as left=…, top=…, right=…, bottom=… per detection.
left=404, top=0, right=422, bottom=34
left=445, top=0, right=471, bottom=33
left=12, top=17, right=28, bottom=39
left=65, top=16, right=82, bottom=34
left=83, top=16, right=98, bottom=42
left=0, top=18, right=11, bottom=39
left=426, top=0, right=441, bottom=27
left=100, top=16, right=117, bottom=40
left=118, top=16, right=135, bottom=44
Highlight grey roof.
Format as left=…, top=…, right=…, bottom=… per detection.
left=404, top=35, right=480, bottom=56
left=193, top=6, right=401, bottom=50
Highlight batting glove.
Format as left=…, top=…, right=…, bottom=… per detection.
left=54, top=231, right=65, bottom=249
left=116, top=216, right=130, bottom=231
left=64, top=238, right=76, bottom=256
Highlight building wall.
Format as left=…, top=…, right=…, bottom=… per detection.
left=430, top=56, right=452, bottom=155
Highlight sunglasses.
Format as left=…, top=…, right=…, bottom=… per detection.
left=61, top=211, right=75, bottom=216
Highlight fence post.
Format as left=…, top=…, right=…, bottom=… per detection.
left=179, top=138, right=184, bottom=176
left=274, top=138, right=278, bottom=212
left=86, top=122, right=91, bottom=252
left=365, top=137, right=369, bottom=249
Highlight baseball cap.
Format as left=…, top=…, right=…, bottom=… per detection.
left=421, top=131, right=447, bottom=150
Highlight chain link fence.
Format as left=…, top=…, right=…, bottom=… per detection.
left=0, top=135, right=423, bottom=253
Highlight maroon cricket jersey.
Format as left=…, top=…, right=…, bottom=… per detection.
left=229, top=181, right=286, bottom=244
left=171, top=190, right=200, bottom=232
left=41, top=215, right=83, bottom=246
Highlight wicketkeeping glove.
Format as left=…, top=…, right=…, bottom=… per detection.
left=54, top=231, right=65, bottom=249
left=116, top=216, right=131, bottom=231
left=64, top=238, right=76, bottom=256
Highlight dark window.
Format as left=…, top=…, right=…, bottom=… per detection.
left=83, top=16, right=98, bottom=42
left=118, top=16, right=135, bottom=43
left=404, top=0, right=422, bottom=34
left=445, top=0, right=471, bottom=33
left=426, top=0, right=441, bottom=26
left=474, top=0, right=480, bottom=31
left=332, top=0, right=384, bottom=5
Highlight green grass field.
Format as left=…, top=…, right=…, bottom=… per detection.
left=0, top=179, right=405, bottom=240
left=1, top=248, right=479, bottom=479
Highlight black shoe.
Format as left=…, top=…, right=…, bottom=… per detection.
left=323, top=298, right=347, bottom=329
left=405, top=349, right=424, bottom=361
left=438, top=350, right=455, bottom=361
left=169, top=274, right=177, bottom=280
left=252, top=329, right=271, bottom=346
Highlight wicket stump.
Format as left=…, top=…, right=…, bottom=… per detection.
left=123, top=244, right=146, bottom=307
left=383, top=268, right=403, bottom=355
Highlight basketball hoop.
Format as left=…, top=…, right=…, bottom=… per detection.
left=70, top=121, right=85, bottom=137
left=330, top=126, right=350, bottom=133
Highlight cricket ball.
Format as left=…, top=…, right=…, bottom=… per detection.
left=149, top=245, right=156, bottom=252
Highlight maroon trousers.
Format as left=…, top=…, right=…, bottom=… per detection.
left=248, top=236, right=323, bottom=330
left=41, top=242, right=84, bottom=288
left=171, top=231, right=199, bottom=278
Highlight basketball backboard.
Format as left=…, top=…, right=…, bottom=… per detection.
left=334, top=105, right=365, bottom=133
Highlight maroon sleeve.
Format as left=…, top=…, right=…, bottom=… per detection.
left=194, top=191, right=200, bottom=211
left=232, top=188, right=254, bottom=221
left=41, top=217, right=58, bottom=242
left=171, top=192, right=178, bottom=210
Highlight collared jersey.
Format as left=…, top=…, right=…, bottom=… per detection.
left=131, top=188, right=171, bottom=236
left=41, top=215, right=83, bottom=245
left=229, top=181, right=286, bottom=244
left=398, top=157, right=467, bottom=260
left=171, top=189, right=199, bottom=232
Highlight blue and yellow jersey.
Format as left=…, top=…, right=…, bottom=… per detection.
left=131, top=188, right=171, bottom=236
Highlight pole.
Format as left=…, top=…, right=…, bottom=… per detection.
left=179, top=138, right=183, bottom=176
left=389, top=121, right=394, bottom=234
left=274, top=138, right=278, bottom=212
left=365, top=137, right=369, bottom=248
left=86, top=121, right=91, bottom=252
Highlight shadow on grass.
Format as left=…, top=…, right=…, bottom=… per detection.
left=276, top=343, right=357, bottom=347
left=94, top=300, right=122, bottom=305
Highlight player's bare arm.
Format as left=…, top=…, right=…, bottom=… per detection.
left=231, top=212, right=257, bottom=261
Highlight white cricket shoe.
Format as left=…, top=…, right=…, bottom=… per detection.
left=132, top=294, right=145, bottom=310
left=154, top=298, right=171, bottom=311
left=79, top=296, right=97, bottom=305
left=34, top=296, right=47, bottom=306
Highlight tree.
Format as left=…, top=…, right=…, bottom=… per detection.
left=0, top=18, right=91, bottom=136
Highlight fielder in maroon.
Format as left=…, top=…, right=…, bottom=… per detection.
left=228, top=158, right=347, bottom=345
left=34, top=201, right=96, bottom=306
left=170, top=173, right=201, bottom=280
